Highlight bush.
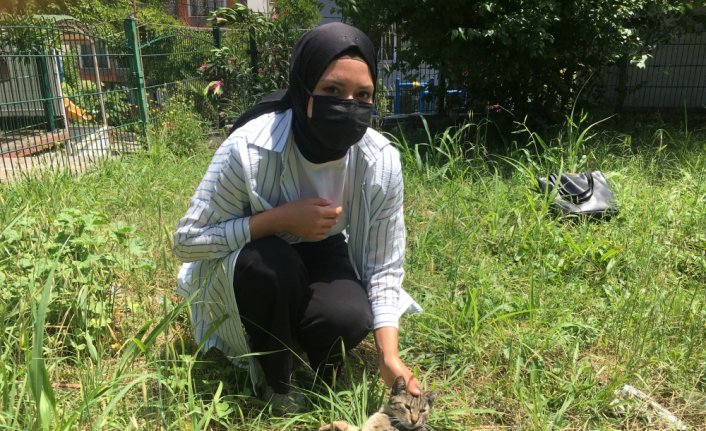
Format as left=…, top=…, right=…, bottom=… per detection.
left=150, top=94, right=208, bottom=156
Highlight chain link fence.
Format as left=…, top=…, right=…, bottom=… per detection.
left=0, top=15, right=312, bottom=183
left=0, top=16, right=216, bottom=183
left=595, top=30, right=706, bottom=112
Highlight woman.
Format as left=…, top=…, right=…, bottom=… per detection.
left=173, top=22, right=422, bottom=409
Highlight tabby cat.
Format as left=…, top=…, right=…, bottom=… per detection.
left=319, top=376, right=437, bottom=431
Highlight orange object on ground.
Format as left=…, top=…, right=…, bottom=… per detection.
left=63, top=98, right=93, bottom=122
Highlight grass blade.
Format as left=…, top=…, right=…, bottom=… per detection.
left=29, top=268, right=57, bottom=430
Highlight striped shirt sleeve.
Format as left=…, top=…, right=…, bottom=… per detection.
left=172, top=138, right=252, bottom=262
left=365, top=146, right=406, bottom=329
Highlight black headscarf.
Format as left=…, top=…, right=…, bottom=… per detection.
left=228, top=22, right=377, bottom=163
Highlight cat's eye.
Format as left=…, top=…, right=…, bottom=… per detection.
left=404, top=404, right=411, bottom=409
left=420, top=408, right=427, bottom=413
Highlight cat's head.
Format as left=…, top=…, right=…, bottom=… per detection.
left=384, top=376, right=438, bottom=430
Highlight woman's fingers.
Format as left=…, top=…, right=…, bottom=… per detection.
left=406, top=375, right=422, bottom=397
left=278, top=199, right=342, bottom=239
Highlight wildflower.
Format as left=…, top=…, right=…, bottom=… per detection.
left=198, top=63, right=207, bottom=73
left=204, top=80, right=224, bottom=97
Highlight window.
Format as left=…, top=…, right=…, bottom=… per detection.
left=78, top=43, right=110, bottom=70
left=188, top=0, right=227, bottom=17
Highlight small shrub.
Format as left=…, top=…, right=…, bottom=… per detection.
left=150, top=94, right=208, bottom=156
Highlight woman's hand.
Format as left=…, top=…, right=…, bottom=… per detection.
left=378, top=354, right=421, bottom=396
left=250, top=198, right=341, bottom=241
left=278, top=198, right=342, bottom=240
left=374, top=327, right=422, bottom=396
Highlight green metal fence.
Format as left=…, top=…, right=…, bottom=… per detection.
left=139, top=22, right=220, bottom=129
left=0, top=16, right=217, bottom=183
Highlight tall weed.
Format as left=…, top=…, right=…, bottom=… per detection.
left=390, top=115, right=491, bottom=180
left=148, top=94, right=209, bottom=157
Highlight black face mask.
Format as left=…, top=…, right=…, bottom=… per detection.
left=228, top=23, right=378, bottom=164
left=308, top=95, right=373, bottom=154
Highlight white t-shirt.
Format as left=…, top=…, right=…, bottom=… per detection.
left=293, top=142, right=349, bottom=239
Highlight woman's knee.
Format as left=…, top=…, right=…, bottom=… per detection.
left=240, top=236, right=301, bottom=267
left=234, top=236, right=306, bottom=297
left=317, top=286, right=373, bottom=342
left=342, top=300, right=374, bottom=342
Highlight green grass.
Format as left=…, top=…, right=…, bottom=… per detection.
left=0, top=114, right=704, bottom=430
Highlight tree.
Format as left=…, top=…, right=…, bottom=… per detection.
left=45, top=0, right=182, bottom=26
left=271, top=0, right=321, bottom=28
left=334, top=0, right=698, bottom=123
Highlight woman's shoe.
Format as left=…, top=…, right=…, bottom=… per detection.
left=259, top=386, right=306, bottom=414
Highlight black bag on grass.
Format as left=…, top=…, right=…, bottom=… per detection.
left=537, top=171, right=618, bottom=219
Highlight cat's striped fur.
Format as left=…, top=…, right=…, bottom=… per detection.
left=319, top=377, right=437, bottom=431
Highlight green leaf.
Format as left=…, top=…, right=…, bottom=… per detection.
left=29, top=269, right=56, bottom=428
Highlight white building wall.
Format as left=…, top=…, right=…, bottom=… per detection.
left=245, top=0, right=270, bottom=14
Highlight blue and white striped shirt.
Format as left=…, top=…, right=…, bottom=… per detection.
left=173, top=109, right=421, bottom=388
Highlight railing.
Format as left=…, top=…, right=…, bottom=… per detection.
left=596, top=30, right=706, bottom=111
left=393, top=78, right=468, bottom=115
left=0, top=17, right=216, bottom=182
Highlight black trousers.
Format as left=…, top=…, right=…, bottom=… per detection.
left=233, top=234, right=373, bottom=393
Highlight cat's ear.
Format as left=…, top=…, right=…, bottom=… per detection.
left=425, top=391, right=439, bottom=406
left=391, top=376, right=407, bottom=395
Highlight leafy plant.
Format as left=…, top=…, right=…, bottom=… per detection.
left=29, top=270, right=57, bottom=430
left=200, top=2, right=315, bottom=123
left=149, top=93, right=209, bottom=156
left=1, top=208, right=154, bottom=364
left=335, top=0, right=698, bottom=123
left=45, top=0, right=182, bottom=28
left=391, top=115, right=492, bottom=180
left=0, top=14, right=60, bottom=58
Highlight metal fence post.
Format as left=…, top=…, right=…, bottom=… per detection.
left=36, top=48, right=56, bottom=132
left=124, top=18, right=149, bottom=135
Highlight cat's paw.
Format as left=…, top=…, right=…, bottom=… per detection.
left=318, top=420, right=352, bottom=431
